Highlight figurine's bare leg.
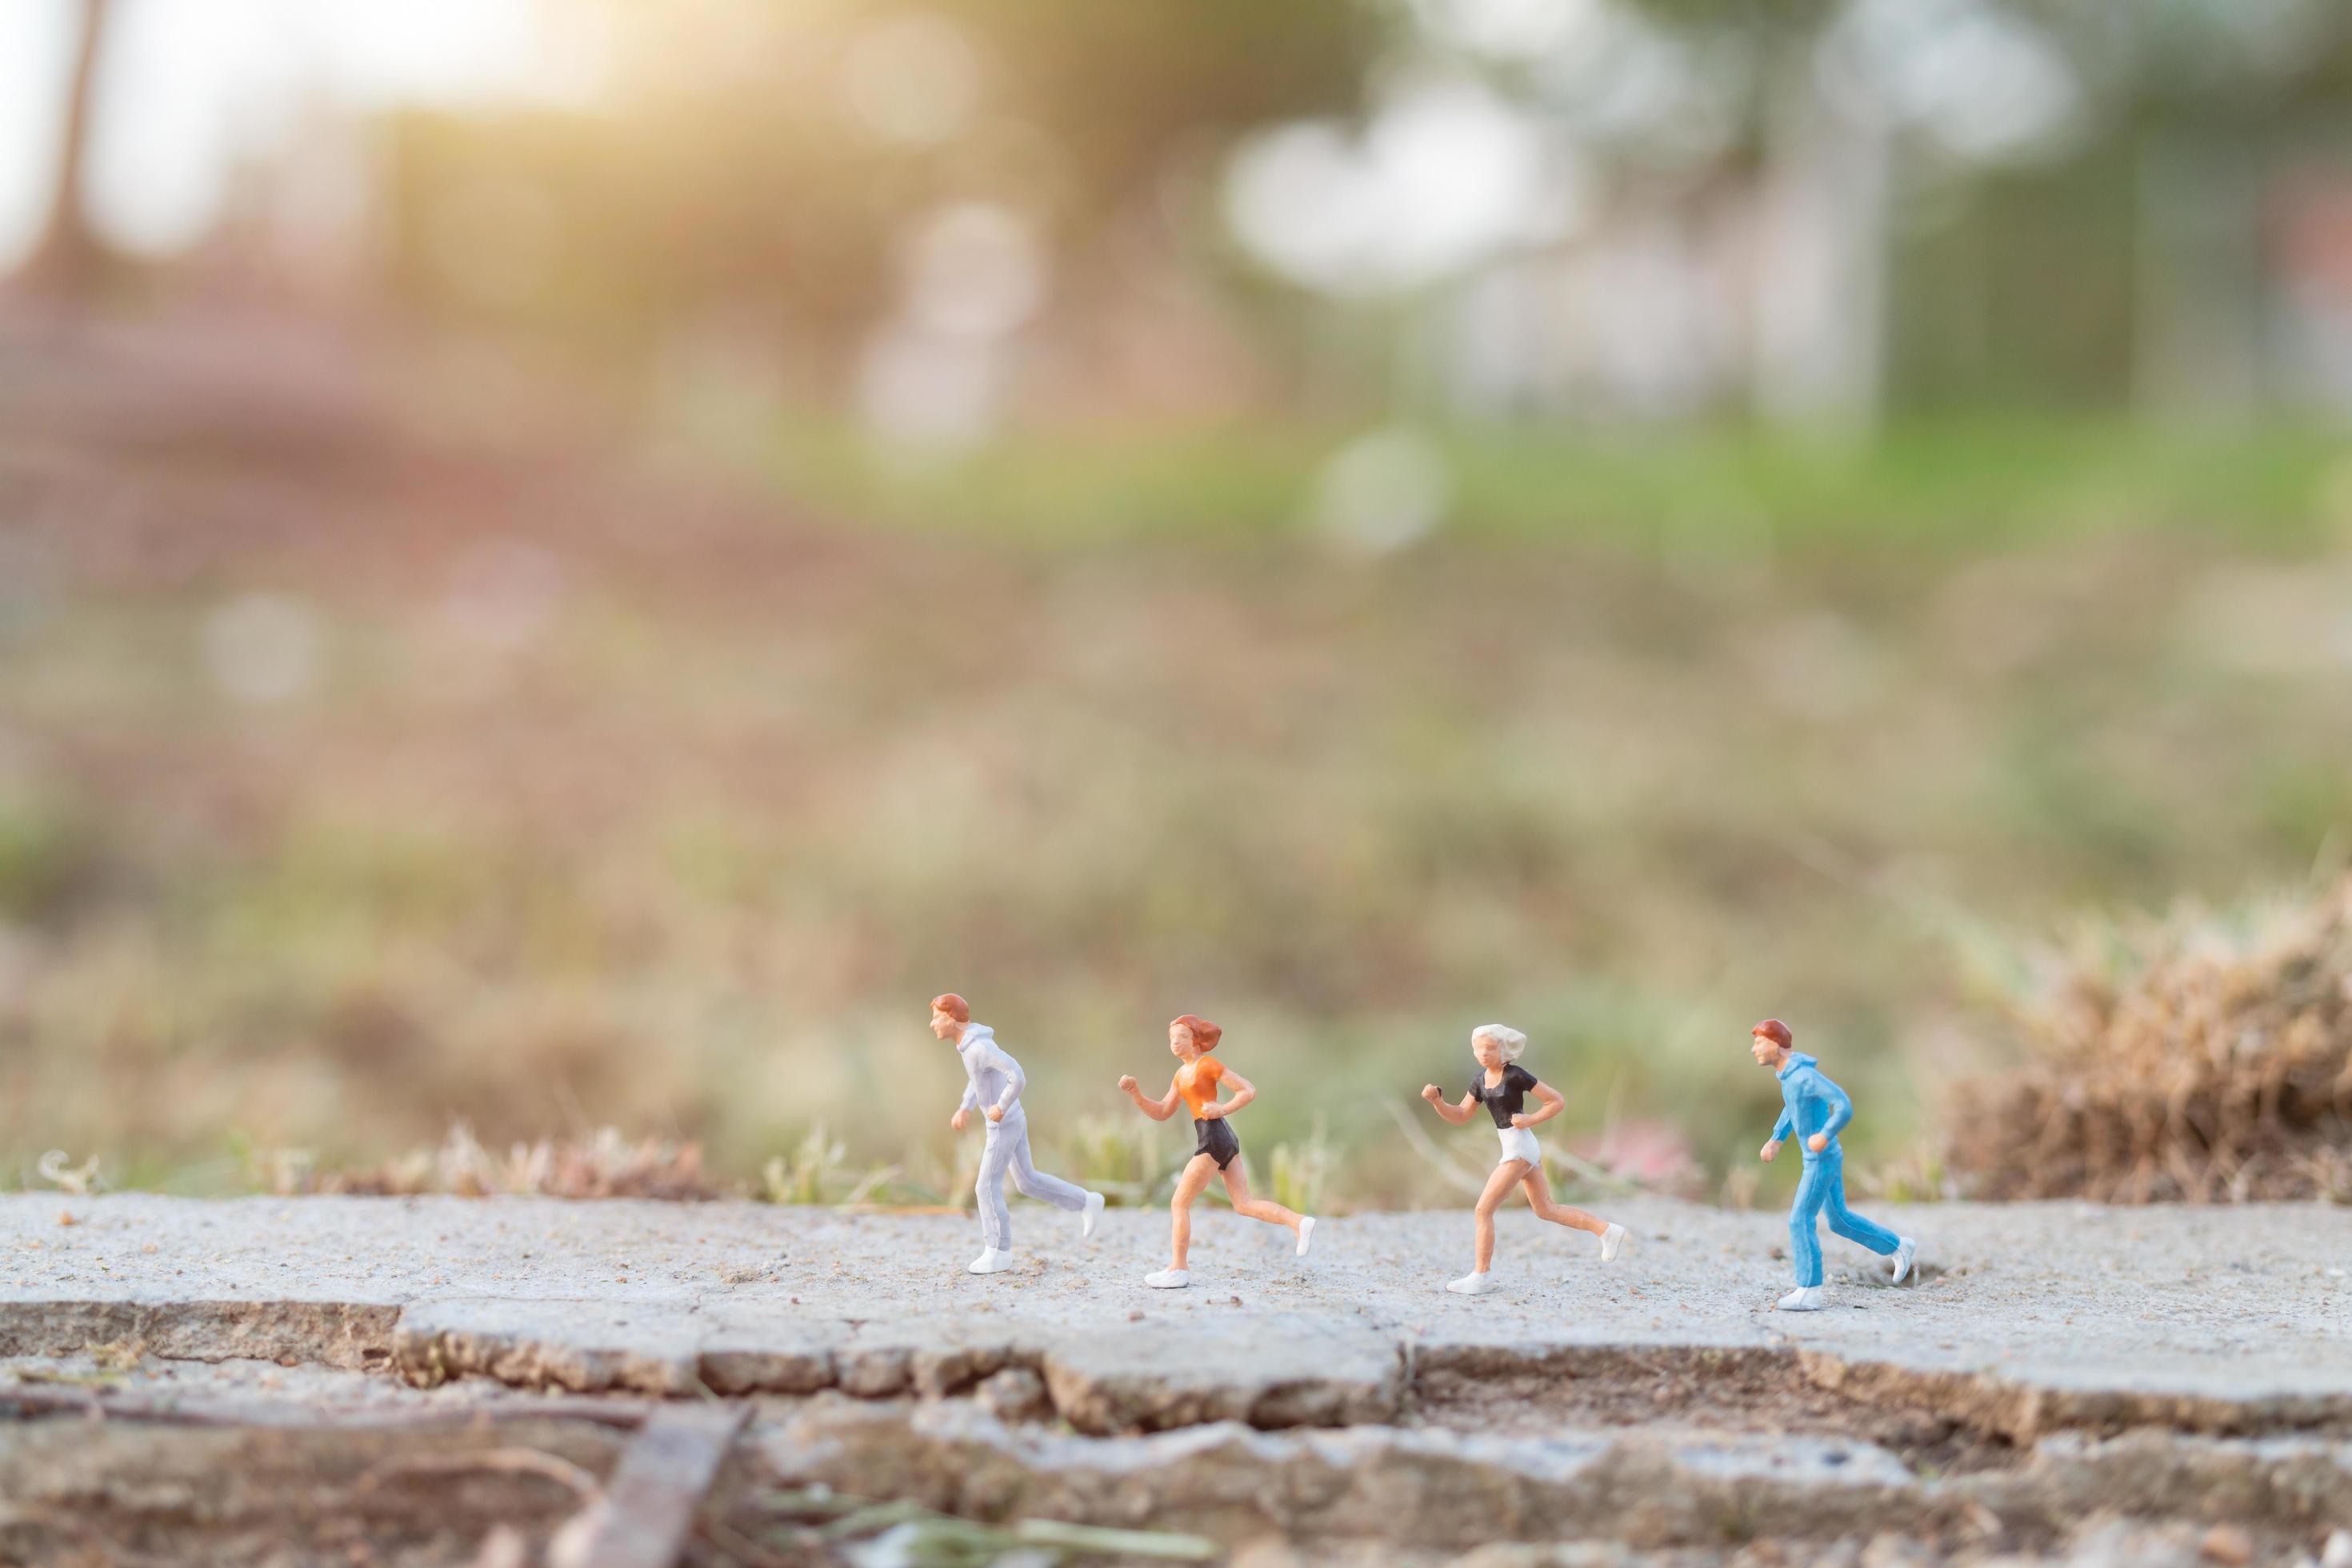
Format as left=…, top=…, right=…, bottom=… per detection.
left=1473, top=1160, right=1530, bottom=1273
left=1217, top=1160, right=1302, bottom=1234
left=1168, top=1152, right=1218, bottom=1270
left=1518, top=1164, right=1609, bottom=1237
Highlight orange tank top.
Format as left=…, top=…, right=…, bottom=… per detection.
left=1174, top=1056, right=1226, bottom=1118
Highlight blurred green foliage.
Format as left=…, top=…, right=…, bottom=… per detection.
left=771, top=416, right=2346, bottom=550
left=6, top=411, right=2351, bottom=1206
left=382, top=0, right=1378, bottom=359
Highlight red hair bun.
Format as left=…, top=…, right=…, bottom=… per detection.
left=1170, top=1014, right=1222, bottom=1051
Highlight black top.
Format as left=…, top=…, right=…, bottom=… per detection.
left=1468, top=1064, right=1538, bottom=1129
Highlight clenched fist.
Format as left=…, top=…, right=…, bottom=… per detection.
left=951, top=1109, right=970, bottom=1131
left=1420, top=1084, right=1443, bottom=1103
left=1806, top=1132, right=1829, bottom=1153
left=1759, top=1139, right=1779, bottom=1162
left=986, top=1105, right=1006, bottom=1123
left=1117, top=1074, right=1138, bottom=1093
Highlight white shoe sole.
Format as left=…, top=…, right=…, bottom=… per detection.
left=1296, top=1216, right=1317, bottom=1258
left=1081, top=1194, right=1104, bottom=1242
left=1599, top=1225, right=1626, bottom=1263
left=1144, top=1271, right=1190, bottom=1290
left=1445, top=1274, right=1494, bottom=1295
left=1890, top=1238, right=1916, bottom=1285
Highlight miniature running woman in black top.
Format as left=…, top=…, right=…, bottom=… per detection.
left=1421, top=1024, right=1627, bottom=1294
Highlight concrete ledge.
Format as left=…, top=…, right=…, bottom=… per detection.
left=1, top=1194, right=2346, bottom=1442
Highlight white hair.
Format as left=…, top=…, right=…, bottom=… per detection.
left=1470, top=1024, right=1527, bottom=1062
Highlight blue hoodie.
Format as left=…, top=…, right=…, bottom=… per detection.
left=1771, top=1053, right=1854, bottom=1160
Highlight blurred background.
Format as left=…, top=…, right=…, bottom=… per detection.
left=3, top=0, right=2351, bottom=1207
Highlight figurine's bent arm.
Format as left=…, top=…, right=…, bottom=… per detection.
left=1816, top=1074, right=1854, bottom=1140
left=1122, top=1075, right=1181, bottom=1121
left=1200, top=1070, right=1256, bottom=1119
left=1430, top=1091, right=1476, bottom=1125
left=990, top=1047, right=1026, bottom=1114
left=1520, top=1080, right=1566, bottom=1128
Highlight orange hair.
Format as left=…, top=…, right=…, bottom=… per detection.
left=931, top=993, right=970, bottom=1022
left=1751, top=1018, right=1793, bottom=1050
left=1170, top=1014, right=1222, bottom=1051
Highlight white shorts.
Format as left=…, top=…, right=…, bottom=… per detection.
left=1496, top=1126, right=1541, bottom=1167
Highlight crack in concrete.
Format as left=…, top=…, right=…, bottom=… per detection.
left=5, top=1293, right=2346, bottom=1462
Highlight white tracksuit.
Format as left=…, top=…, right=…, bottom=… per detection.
left=957, top=1023, right=1087, bottom=1250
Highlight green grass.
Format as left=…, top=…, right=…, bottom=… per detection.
left=7, top=413, right=2352, bottom=1206
left=770, top=414, right=2349, bottom=554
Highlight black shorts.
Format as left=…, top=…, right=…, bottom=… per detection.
left=1192, top=1116, right=1241, bottom=1170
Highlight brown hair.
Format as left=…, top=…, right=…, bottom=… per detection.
left=1751, top=1018, right=1793, bottom=1050
left=931, top=993, right=970, bottom=1023
left=1170, top=1014, right=1222, bottom=1051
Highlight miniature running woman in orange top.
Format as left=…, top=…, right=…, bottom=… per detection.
left=1117, top=1014, right=1316, bottom=1289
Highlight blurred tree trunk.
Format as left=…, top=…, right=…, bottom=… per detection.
left=1750, top=46, right=1888, bottom=433
left=18, top=0, right=114, bottom=299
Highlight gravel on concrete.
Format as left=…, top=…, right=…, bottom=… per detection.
left=0, top=1194, right=2345, bottom=1430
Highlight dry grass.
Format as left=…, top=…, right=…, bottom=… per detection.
left=299, top=1123, right=726, bottom=1201
left=1945, top=879, right=2352, bottom=1202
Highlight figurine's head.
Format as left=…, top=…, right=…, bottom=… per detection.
left=1168, top=1014, right=1222, bottom=1061
left=1470, top=1025, right=1526, bottom=1072
left=1750, top=1018, right=1794, bottom=1069
left=930, top=993, right=970, bottom=1041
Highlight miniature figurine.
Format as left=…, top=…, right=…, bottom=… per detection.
left=931, top=993, right=1105, bottom=1275
left=1116, top=1014, right=1315, bottom=1288
left=1419, top=1024, right=1626, bottom=1294
left=1750, top=1018, right=1915, bottom=1310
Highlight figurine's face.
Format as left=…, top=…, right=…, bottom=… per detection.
left=1168, top=1022, right=1197, bottom=1061
left=930, top=1010, right=963, bottom=1041
left=1471, top=1033, right=1504, bottom=1072
left=1750, top=1032, right=1784, bottom=1068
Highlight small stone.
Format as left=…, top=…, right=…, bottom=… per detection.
left=2202, top=1526, right=2254, bottom=1566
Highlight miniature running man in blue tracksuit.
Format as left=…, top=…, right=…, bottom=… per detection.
left=1750, top=1018, right=1915, bottom=1311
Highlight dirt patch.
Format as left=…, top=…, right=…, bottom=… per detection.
left=0, top=1414, right=624, bottom=1566
left=1411, top=1345, right=2002, bottom=1474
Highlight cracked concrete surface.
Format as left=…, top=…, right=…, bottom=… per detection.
left=2, top=1194, right=2346, bottom=1430
left=2, top=1194, right=2350, bottom=1562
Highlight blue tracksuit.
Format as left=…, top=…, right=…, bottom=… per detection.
left=1772, top=1053, right=1899, bottom=1287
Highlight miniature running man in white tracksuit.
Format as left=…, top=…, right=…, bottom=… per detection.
left=931, top=992, right=1104, bottom=1274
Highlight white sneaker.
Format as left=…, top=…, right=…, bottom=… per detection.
left=1081, top=1191, right=1105, bottom=1241
left=1890, top=1236, right=1916, bottom=1285
left=1777, top=1286, right=1824, bottom=1311
left=1144, top=1268, right=1190, bottom=1289
left=1446, top=1272, right=1495, bottom=1295
left=1295, top=1216, right=1317, bottom=1258
left=1599, top=1223, right=1627, bottom=1263
left=967, top=1248, right=1014, bottom=1275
